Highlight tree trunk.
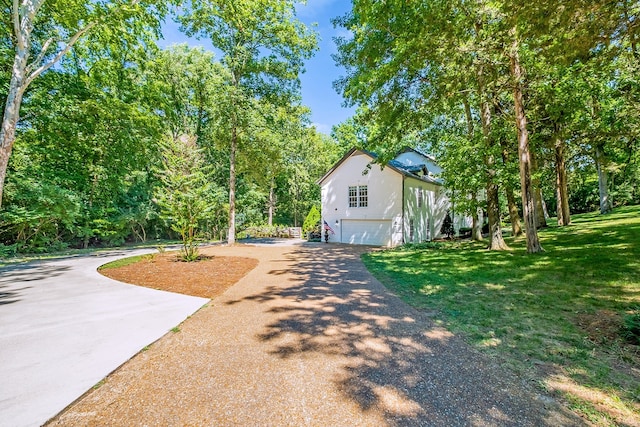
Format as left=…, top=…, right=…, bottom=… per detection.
left=228, top=126, right=237, bottom=244
left=595, top=144, right=611, bottom=214
left=498, top=131, right=524, bottom=238
left=471, top=193, right=483, bottom=241
left=267, top=178, right=275, bottom=226
left=0, top=47, right=30, bottom=208
left=463, top=96, right=483, bottom=242
left=480, top=100, right=507, bottom=250
left=541, top=196, right=550, bottom=220
left=530, top=151, right=547, bottom=229
left=554, top=129, right=571, bottom=225
left=476, top=66, right=508, bottom=250
left=505, top=186, right=524, bottom=237
left=510, top=35, right=543, bottom=253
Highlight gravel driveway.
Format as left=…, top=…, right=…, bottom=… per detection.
left=48, top=242, right=585, bottom=426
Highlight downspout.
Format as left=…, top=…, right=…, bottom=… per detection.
left=401, top=176, right=406, bottom=244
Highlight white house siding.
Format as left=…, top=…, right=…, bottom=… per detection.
left=403, top=179, right=449, bottom=242
left=320, top=152, right=403, bottom=246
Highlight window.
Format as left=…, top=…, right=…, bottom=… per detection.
left=348, top=186, right=358, bottom=207
left=348, top=185, right=368, bottom=208
left=417, top=189, right=423, bottom=207
left=359, top=185, right=368, bottom=207
left=409, top=219, right=415, bottom=242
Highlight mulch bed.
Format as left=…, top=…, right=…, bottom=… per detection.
left=100, top=249, right=259, bottom=299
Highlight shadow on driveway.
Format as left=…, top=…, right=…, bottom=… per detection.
left=227, top=244, right=584, bottom=426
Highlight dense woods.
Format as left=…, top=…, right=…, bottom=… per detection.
left=333, top=0, right=640, bottom=253
left=1, top=0, right=341, bottom=254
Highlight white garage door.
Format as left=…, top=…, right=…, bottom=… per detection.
left=341, top=220, right=392, bottom=246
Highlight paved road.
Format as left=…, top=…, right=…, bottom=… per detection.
left=0, top=249, right=208, bottom=427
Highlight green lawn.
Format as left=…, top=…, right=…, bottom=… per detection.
left=363, top=205, right=640, bottom=426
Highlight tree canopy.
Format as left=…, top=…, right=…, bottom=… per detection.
left=0, top=0, right=340, bottom=254
left=332, top=0, right=640, bottom=253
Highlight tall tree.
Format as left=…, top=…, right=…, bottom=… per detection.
left=0, top=0, right=168, bottom=208
left=509, top=33, right=542, bottom=252
left=179, top=0, right=317, bottom=244
left=334, top=0, right=512, bottom=249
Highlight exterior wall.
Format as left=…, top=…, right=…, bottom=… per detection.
left=394, top=151, right=443, bottom=176
left=320, top=152, right=403, bottom=246
left=403, top=178, right=449, bottom=242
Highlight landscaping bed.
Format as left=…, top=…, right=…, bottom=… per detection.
left=99, top=247, right=258, bottom=299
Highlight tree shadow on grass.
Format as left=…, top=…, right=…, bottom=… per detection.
left=361, top=211, right=640, bottom=423
left=227, top=244, right=584, bottom=426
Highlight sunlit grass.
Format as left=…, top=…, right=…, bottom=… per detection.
left=98, top=253, right=154, bottom=270
left=363, top=205, right=640, bottom=425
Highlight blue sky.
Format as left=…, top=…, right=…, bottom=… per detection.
left=159, top=0, right=355, bottom=135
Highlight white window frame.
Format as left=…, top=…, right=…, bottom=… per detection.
left=348, top=185, right=368, bottom=208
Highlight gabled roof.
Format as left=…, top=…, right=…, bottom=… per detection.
left=317, top=148, right=442, bottom=186
left=397, top=146, right=437, bottom=162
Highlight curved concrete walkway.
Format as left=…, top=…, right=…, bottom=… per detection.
left=0, top=249, right=208, bottom=427
left=48, top=242, right=585, bottom=426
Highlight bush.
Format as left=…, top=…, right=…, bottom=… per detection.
left=240, top=224, right=293, bottom=238
left=440, top=211, right=454, bottom=238
left=622, top=308, right=640, bottom=345
left=0, top=175, right=81, bottom=253
left=0, top=243, right=18, bottom=258
left=303, top=205, right=321, bottom=233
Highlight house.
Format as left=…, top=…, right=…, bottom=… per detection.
left=317, top=147, right=450, bottom=247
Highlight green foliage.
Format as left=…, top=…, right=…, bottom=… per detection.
left=238, top=224, right=293, bottom=239
left=179, top=0, right=318, bottom=242
left=333, top=0, right=640, bottom=238
left=364, top=205, right=640, bottom=422
left=439, top=211, right=454, bottom=238
left=622, top=308, right=640, bottom=345
left=302, top=205, right=320, bottom=233
left=0, top=172, right=80, bottom=252
left=155, top=134, right=219, bottom=262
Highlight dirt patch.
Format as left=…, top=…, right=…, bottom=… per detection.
left=575, top=310, right=623, bottom=345
left=100, top=248, right=258, bottom=299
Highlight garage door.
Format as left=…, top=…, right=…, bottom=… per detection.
left=341, top=220, right=392, bottom=246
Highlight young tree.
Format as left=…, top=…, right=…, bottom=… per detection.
left=179, top=0, right=317, bottom=244
left=155, top=134, right=218, bottom=261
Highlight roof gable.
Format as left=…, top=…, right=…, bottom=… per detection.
left=317, top=147, right=442, bottom=186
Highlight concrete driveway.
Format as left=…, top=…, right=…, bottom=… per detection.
left=0, top=249, right=208, bottom=427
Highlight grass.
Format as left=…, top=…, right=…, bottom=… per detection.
left=363, top=205, right=640, bottom=426
left=98, top=253, right=155, bottom=270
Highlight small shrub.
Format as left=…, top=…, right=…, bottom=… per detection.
left=303, top=206, right=321, bottom=233
left=621, top=309, right=640, bottom=345
left=0, top=243, right=18, bottom=258
left=440, top=211, right=454, bottom=238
